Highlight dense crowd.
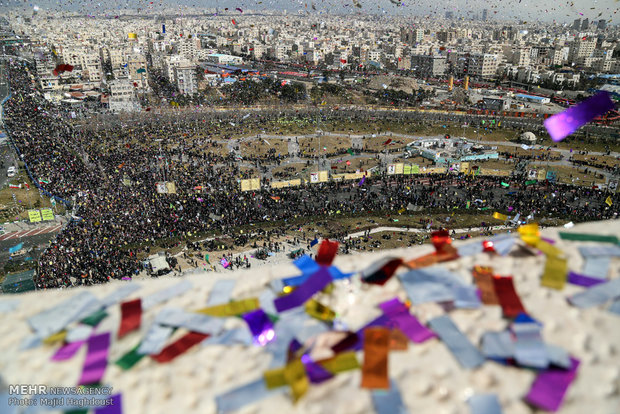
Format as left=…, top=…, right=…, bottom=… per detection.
left=3, top=60, right=618, bottom=289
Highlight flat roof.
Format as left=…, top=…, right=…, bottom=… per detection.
left=515, top=94, right=548, bottom=101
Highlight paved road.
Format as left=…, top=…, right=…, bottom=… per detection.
left=0, top=230, right=60, bottom=265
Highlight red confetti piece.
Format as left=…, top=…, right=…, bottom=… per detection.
left=492, top=275, right=526, bottom=318
left=315, top=239, right=339, bottom=266
left=151, top=332, right=209, bottom=363
left=482, top=240, right=496, bottom=253
left=118, top=298, right=141, bottom=338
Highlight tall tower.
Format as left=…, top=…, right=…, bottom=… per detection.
left=482, top=9, right=488, bottom=21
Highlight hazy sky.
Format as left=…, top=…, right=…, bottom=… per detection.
left=5, top=0, right=620, bottom=24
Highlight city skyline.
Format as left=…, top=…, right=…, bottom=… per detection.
left=1, top=0, right=619, bottom=25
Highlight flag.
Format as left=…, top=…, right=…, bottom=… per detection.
left=382, top=138, right=392, bottom=145
left=347, top=148, right=354, bottom=156
left=605, top=196, right=613, bottom=207
left=205, top=254, right=210, bottom=264
left=310, top=238, right=319, bottom=247
left=220, top=257, right=230, bottom=268
left=358, top=176, right=365, bottom=186
left=128, top=33, right=137, bottom=39
left=9, top=243, right=23, bottom=253
left=162, top=24, right=166, bottom=33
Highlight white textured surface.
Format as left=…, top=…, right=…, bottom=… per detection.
left=1, top=220, right=619, bottom=414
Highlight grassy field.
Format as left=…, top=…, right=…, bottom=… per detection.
left=571, top=153, right=620, bottom=168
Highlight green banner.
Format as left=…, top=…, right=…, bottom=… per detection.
left=525, top=180, right=537, bottom=186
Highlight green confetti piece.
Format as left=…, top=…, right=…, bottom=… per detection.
left=558, top=233, right=618, bottom=244
left=267, top=313, right=279, bottom=324
left=115, top=344, right=145, bottom=370
left=80, top=309, right=108, bottom=326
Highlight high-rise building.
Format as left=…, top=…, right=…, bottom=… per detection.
left=572, top=19, right=581, bottom=31
left=445, top=11, right=454, bottom=19
left=568, top=38, right=596, bottom=63
left=410, top=55, right=447, bottom=77
left=581, top=18, right=589, bottom=31
left=482, top=9, right=488, bottom=21
left=597, top=20, right=607, bottom=31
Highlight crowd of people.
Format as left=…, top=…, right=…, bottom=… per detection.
left=2, top=60, right=618, bottom=289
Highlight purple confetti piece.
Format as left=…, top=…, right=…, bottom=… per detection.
left=273, top=267, right=332, bottom=313
left=301, top=354, right=334, bottom=383
left=51, top=340, right=85, bottom=361
left=242, top=309, right=275, bottom=346
left=380, top=298, right=436, bottom=343
left=544, top=92, right=615, bottom=142
left=567, top=271, right=606, bottom=287
left=526, top=357, right=580, bottom=412
left=78, top=332, right=111, bottom=385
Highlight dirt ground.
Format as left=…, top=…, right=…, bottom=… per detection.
left=363, top=136, right=411, bottom=151
left=298, top=136, right=352, bottom=155
left=240, top=137, right=288, bottom=157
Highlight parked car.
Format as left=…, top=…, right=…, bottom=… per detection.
left=7, top=166, right=17, bottom=177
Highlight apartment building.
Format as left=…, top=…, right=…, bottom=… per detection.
left=174, top=65, right=197, bottom=95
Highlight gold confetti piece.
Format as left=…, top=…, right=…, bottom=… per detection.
left=196, top=298, right=259, bottom=317
left=536, top=240, right=563, bottom=258
left=283, top=359, right=309, bottom=402
left=263, top=367, right=286, bottom=389
left=541, top=255, right=568, bottom=290
left=493, top=212, right=508, bottom=221
left=43, top=330, right=67, bottom=345
left=305, top=299, right=336, bottom=322
left=318, top=351, right=360, bottom=374
left=518, top=223, right=540, bottom=246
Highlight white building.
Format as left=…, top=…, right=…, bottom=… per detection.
left=108, top=79, right=140, bottom=112
left=204, top=54, right=243, bottom=65
left=174, top=65, right=197, bottom=95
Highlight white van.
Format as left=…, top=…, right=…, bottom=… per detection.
left=7, top=166, right=16, bottom=177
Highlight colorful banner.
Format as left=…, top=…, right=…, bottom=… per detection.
left=165, top=182, right=177, bottom=194
left=41, top=208, right=54, bottom=221
left=28, top=210, right=42, bottom=223
left=240, top=178, right=261, bottom=191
